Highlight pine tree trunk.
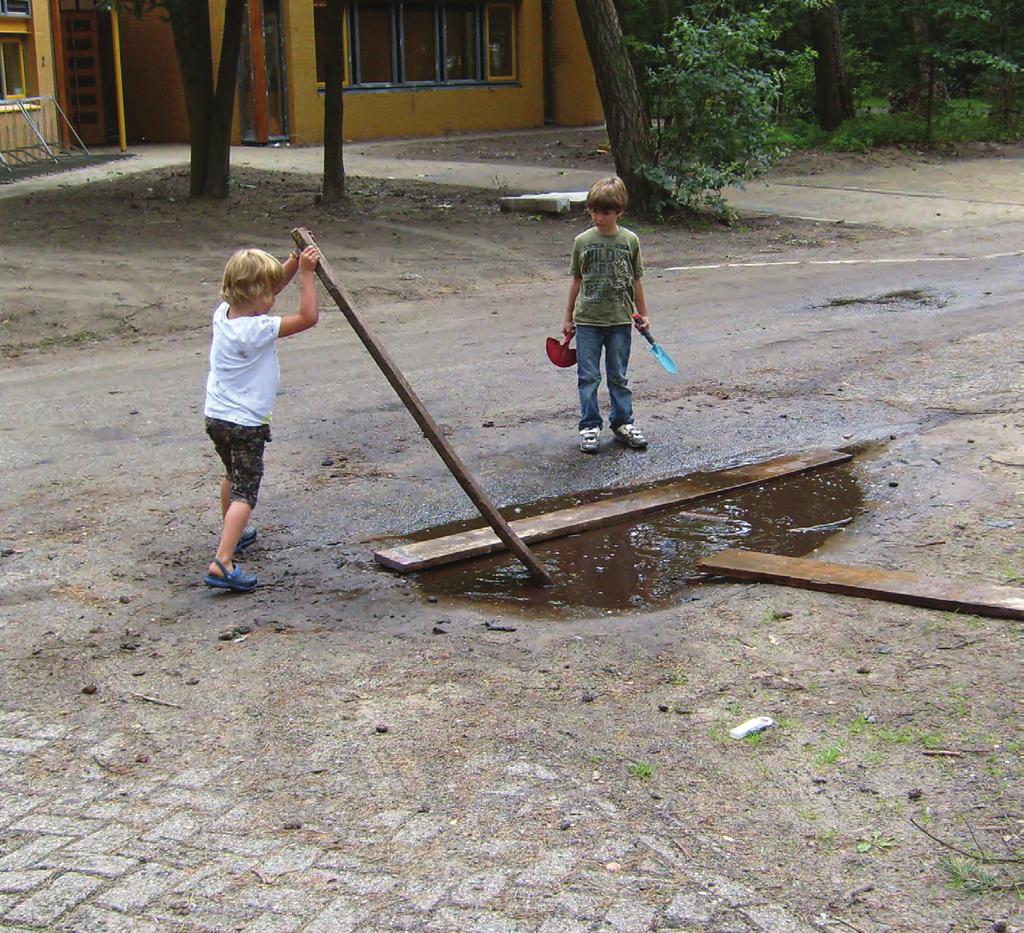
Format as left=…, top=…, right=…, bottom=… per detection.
left=809, top=3, right=854, bottom=131
left=321, top=0, right=346, bottom=203
left=573, top=0, right=655, bottom=216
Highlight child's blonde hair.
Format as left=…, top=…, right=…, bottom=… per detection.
left=221, top=249, right=284, bottom=306
left=586, top=176, right=628, bottom=213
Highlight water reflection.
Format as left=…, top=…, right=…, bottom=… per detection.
left=412, top=462, right=864, bottom=616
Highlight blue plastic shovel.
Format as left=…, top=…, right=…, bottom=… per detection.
left=633, top=314, right=678, bottom=375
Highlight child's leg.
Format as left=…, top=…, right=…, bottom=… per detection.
left=211, top=500, right=252, bottom=574
left=605, top=324, right=634, bottom=430
left=220, top=477, right=232, bottom=518
left=575, top=325, right=604, bottom=431
left=204, top=419, right=265, bottom=583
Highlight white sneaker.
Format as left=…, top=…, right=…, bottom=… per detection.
left=579, top=427, right=600, bottom=454
left=613, top=424, right=647, bottom=449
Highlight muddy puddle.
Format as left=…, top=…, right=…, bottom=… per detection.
left=408, top=460, right=866, bottom=616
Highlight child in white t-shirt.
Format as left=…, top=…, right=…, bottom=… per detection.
left=202, top=244, right=320, bottom=592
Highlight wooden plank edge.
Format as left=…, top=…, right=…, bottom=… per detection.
left=698, top=549, right=1024, bottom=621
left=374, top=447, right=852, bottom=573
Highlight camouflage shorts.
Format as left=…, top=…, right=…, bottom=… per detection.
left=205, top=418, right=271, bottom=508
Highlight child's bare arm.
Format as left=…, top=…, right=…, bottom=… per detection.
left=563, top=276, right=581, bottom=336
left=278, top=246, right=321, bottom=338
left=277, top=250, right=300, bottom=293
left=633, top=278, right=650, bottom=331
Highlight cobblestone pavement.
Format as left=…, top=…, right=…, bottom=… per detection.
left=0, top=699, right=818, bottom=932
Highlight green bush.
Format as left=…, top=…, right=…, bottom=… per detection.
left=772, top=98, right=1022, bottom=153
left=641, top=6, right=784, bottom=219
left=778, top=48, right=817, bottom=119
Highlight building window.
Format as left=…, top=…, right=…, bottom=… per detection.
left=402, top=3, right=436, bottom=83
left=485, top=3, right=514, bottom=79
left=0, top=0, right=31, bottom=15
left=443, top=3, right=477, bottom=81
left=0, top=38, right=26, bottom=98
left=314, top=1, right=515, bottom=89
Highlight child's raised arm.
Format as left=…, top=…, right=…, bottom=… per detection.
left=276, top=250, right=300, bottom=293
left=278, top=246, right=321, bottom=338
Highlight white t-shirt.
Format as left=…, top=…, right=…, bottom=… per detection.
left=204, top=302, right=282, bottom=426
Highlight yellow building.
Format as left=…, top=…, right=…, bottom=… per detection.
left=0, top=0, right=54, bottom=104
left=116, top=0, right=603, bottom=145
left=0, top=0, right=59, bottom=163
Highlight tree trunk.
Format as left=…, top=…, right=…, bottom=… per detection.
left=321, top=0, right=346, bottom=203
left=809, top=3, right=854, bottom=131
left=573, top=0, right=655, bottom=216
left=166, top=0, right=245, bottom=198
left=205, top=0, right=245, bottom=198
left=911, top=0, right=931, bottom=112
left=168, top=0, right=214, bottom=197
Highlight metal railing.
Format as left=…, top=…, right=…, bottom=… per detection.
left=0, top=96, right=89, bottom=173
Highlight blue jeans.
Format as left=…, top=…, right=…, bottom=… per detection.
left=575, top=323, right=633, bottom=431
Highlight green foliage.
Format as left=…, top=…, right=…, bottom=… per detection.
left=769, top=97, right=1019, bottom=151
left=638, top=5, right=785, bottom=219
left=813, top=740, right=845, bottom=766
left=629, top=761, right=655, bottom=780
left=616, top=0, right=1024, bottom=167
left=778, top=46, right=818, bottom=119
left=856, top=831, right=898, bottom=853
left=940, top=855, right=1023, bottom=896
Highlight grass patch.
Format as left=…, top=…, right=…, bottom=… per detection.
left=940, top=855, right=1023, bottom=896
left=814, top=741, right=846, bottom=766
left=629, top=762, right=654, bottom=781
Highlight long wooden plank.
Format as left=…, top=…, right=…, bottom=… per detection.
left=375, top=447, right=851, bottom=573
left=698, top=549, right=1024, bottom=620
left=292, top=227, right=552, bottom=586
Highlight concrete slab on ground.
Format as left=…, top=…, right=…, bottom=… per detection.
left=499, top=191, right=588, bottom=214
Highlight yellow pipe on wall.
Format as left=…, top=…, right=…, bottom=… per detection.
left=110, top=5, right=127, bottom=151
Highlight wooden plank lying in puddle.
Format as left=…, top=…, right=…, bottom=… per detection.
left=375, top=447, right=851, bottom=573
left=698, top=549, right=1024, bottom=620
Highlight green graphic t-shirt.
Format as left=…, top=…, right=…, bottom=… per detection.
left=569, top=226, right=644, bottom=326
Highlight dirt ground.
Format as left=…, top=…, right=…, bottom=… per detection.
left=0, top=129, right=1022, bottom=932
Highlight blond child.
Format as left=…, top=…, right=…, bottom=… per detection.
left=202, top=244, right=320, bottom=592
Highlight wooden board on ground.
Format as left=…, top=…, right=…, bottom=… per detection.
left=374, top=447, right=851, bottom=573
left=697, top=549, right=1024, bottom=620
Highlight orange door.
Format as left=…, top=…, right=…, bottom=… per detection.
left=62, top=12, right=106, bottom=146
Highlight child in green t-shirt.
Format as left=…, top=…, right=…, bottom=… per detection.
left=563, top=176, right=650, bottom=454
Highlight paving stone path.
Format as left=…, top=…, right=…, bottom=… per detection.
left=0, top=708, right=818, bottom=932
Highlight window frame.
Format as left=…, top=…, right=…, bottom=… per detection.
left=352, top=2, right=398, bottom=87
left=398, top=2, right=440, bottom=86
left=314, top=1, right=517, bottom=91
left=0, top=0, right=31, bottom=16
left=0, top=37, right=27, bottom=100
left=483, top=2, right=515, bottom=81
left=440, top=3, right=480, bottom=84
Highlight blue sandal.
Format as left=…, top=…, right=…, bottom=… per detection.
left=203, top=558, right=257, bottom=593
left=234, top=527, right=257, bottom=556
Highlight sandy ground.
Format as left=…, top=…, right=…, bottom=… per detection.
left=0, top=130, right=1021, bottom=931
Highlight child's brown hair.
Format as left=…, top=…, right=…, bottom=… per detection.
left=586, top=176, right=628, bottom=213
left=221, top=249, right=284, bottom=306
